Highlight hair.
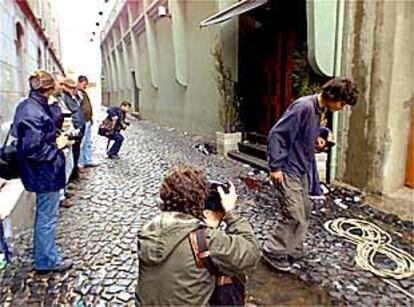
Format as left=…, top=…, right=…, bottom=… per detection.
left=29, top=70, right=54, bottom=93
left=78, top=75, right=89, bottom=83
left=159, top=165, right=207, bottom=219
left=120, top=100, right=131, bottom=108
left=321, top=77, right=358, bottom=106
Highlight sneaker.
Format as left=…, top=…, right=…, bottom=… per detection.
left=262, top=251, right=291, bottom=271
left=289, top=253, right=321, bottom=264
left=36, top=259, right=73, bottom=274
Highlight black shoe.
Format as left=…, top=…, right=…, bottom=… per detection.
left=84, top=163, right=100, bottom=168
left=262, top=251, right=291, bottom=271
left=59, top=199, right=73, bottom=208
left=107, top=155, right=120, bottom=160
left=36, top=259, right=73, bottom=274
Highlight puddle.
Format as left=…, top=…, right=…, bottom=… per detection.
left=246, top=261, right=333, bottom=306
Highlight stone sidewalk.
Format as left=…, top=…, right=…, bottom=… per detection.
left=0, top=117, right=413, bottom=306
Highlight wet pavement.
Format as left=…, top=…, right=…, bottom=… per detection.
left=1, top=114, right=413, bottom=306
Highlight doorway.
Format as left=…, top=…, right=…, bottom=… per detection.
left=238, top=0, right=306, bottom=135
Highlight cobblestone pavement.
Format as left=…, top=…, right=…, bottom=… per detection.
left=1, top=115, right=413, bottom=306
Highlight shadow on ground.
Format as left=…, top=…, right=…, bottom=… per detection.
left=246, top=261, right=332, bottom=306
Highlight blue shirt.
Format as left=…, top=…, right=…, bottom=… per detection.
left=267, top=94, right=324, bottom=178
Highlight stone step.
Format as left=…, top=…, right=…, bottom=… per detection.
left=245, top=132, right=267, bottom=145
left=227, top=150, right=268, bottom=171
left=238, top=142, right=267, bottom=160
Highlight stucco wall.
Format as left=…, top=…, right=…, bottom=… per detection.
left=339, top=0, right=414, bottom=195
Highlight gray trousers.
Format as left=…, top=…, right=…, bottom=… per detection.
left=264, top=172, right=313, bottom=257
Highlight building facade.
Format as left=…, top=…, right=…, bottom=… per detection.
left=0, top=0, right=65, bottom=233
left=100, top=0, right=238, bottom=136
left=101, top=0, right=413, bottom=213
left=0, top=0, right=64, bottom=139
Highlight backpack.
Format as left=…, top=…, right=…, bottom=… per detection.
left=98, top=118, right=113, bottom=137
left=189, top=228, right=246, bottom=306
left=0, top=126, right=19, bottom=180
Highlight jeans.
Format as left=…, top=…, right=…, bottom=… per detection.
left=79, top=121, right=92, bottom=167
left=60, top=146, right=74, bottom=200
left=107, top=132, right=124, bottom=156
left=33, top=191, right=62, bottom=270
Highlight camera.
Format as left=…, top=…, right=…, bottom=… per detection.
left=205, top=180, right=230, bottom=212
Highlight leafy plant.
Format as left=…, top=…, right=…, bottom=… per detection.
left=212, top=43, right=240, bottom=133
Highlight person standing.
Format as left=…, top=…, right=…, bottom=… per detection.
left=49, top=74, right=77, bottom=208
left=62, top=78, right=85, bottom=181
left=106, top=101, right=131, bottom=159
left=76, top=75, right=98, bottom=170
left=263, top=77, right=358, bottom=271
left=12, top=71, right=72, bottom=272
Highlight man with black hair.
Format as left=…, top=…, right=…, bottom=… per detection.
left=76, top=75, right=98, bottom=169
left=106, top=101, right=131, bottom=159
left=264, top=77, right=358, bottom=271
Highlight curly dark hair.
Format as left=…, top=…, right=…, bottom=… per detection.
left=160, top=165, right=207, bottom=219
left=321, top=77, right=358, bottom=106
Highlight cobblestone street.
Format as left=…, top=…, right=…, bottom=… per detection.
left=0, top=115, right=413, bottom=306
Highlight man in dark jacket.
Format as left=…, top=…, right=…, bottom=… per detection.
left=106, top=101, right=131, bottom=159
left=76, top=75, right=98, bottom=169
left=137, top=165, right=260, bottom=305
left=62, top=78, right=85, bottom=180
left=11, top=70, right=72, bottom=272
left=264, top=77, right=358, bottom=271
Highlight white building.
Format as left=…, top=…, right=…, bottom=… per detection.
left=0, top=0, right=64, bottom=137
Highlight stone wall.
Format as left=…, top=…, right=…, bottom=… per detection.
left=338, top=0, right=414, bottom=197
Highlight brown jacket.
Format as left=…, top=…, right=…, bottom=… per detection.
left=77, top=88, right=93, bottom=122
left=136, top=211, right=261, bottom=306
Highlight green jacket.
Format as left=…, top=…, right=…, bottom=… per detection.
left=136, top=211, right=261, bottom=306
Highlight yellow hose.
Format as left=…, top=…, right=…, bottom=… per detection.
left=324, top=218, right=414, bottom=279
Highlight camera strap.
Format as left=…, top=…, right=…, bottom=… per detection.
left=189, top=228, right=220, bottom=276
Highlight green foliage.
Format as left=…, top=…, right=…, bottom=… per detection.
left=291, top=50, right=322, bottom=99
left=212, top=43, right=240, bottom=133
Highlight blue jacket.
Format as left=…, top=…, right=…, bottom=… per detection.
left=267, top=94, right=324, bottom=178
left=63, top=92, right=85, bottom=131
left=12, top=91, right=65, bottom=193
left=107, top=107, right=125, bottom=131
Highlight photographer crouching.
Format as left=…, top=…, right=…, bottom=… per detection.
left=106, top=100, right=131, bottom=159
left=11, top=71, right=72, bottom=273
left=136, top=165, right=261, bottom=306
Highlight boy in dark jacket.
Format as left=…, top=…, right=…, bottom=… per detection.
left=12, top=71, right=72, bottom=273
left=106, top=101, right=131, bottom=159
left=264, top=77, right=358, bottom=271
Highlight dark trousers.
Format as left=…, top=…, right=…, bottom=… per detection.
left=107, top=132, right=124, bottom=156
left=264, top=173, right=313, bottom=257
left=70, top=140, right=81, bottom=181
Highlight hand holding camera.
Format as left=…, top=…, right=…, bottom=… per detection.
left=217, top=181, right=237, bottom=213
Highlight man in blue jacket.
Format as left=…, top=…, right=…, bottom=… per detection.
left=12, top=71, right=72, bottom=273
left=106, top=101, right=131, bottom=159
left=263, top=77, right=358, bottom=271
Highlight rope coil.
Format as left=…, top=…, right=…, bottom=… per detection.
left=324, top=218, right=414, bottom=279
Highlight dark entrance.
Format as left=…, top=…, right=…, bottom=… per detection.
left=238, top=0, right=306, bottom=135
